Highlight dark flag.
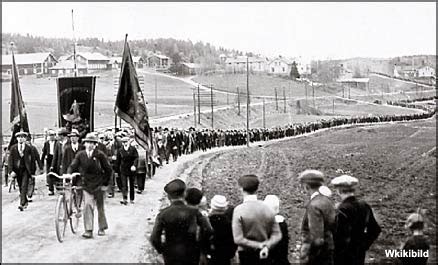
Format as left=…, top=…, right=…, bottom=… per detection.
left=56, top=76, right=96, bottom=140
left=114, top=35, right=152, bottom=151
left=8, top=52, right=30, bottom=149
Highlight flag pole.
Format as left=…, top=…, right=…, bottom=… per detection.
left=72, top=9, right=78, bottom=77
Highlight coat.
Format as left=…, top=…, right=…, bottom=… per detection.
left=67, top=149, right=112, bottom=193
left=60, top=143, right=84, bottom=174
left=150, top=200, right=213, bottom=265
left=8, top=143, right=37, bottom=175
left=300, top=193, right=336, bottom=265
left=40, top=140, right=56, bottom=162
left=51, top=140, right=70, bottom=174
left=334, top=196, right=381, bottom=265
left=114, top=146, right=138, bottom=175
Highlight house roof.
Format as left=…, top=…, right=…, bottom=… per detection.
left=148, top=53, right=169, bottom=60
left=49, top=60, right=87, bottom=70
left=2, top=52, right=57, bottom=65
left=181, top=62, right=201, bottom=69
left=225, top=56, right=267, bottom=64
left=267, top=57, right=294, bottom=66
left=110, top=56, right=143, bottom=64
left=67, top=52, right=110, bottom=61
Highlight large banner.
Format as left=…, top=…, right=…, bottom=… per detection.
left=57, top=76, right=96, bottom=139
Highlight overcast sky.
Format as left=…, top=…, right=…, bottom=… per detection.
left=2, top=2, right=436, bottom=60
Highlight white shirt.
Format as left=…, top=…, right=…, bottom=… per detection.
left=71, top=143, right=79, bottom=152
left=310, top=191, right=320, bottom=200
left=243, top=194, right=258, bottom=203
left=19, top=143, right=25, bottom=155
left=49, top=141, right=55, bottom=155
left=86, top=150, right=93, bottom=158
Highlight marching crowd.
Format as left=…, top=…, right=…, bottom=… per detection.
left=1, top=103, right=434, bottom=264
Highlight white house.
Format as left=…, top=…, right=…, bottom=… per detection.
left=225, top=56, right=268, bottom=73
left=267, top=57, right=294, bottom=75
left=416, top=66, right=435, bottom=78
left=2, top=52, right=58, bottom=75
left=65, top=52, right=110, bottom=70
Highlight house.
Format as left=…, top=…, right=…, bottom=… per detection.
left=180, top=62, right=201, bottom=75
left=219, top=54, right=227, bottom=63
left=48, top=60, right=88, bottom=77
left=394, top=64, right=416, bottom=78
left=224, top=56, right=267, bottom=73
left=65, top=52, right=110, bottom=70
left=416, top=66, right=435, bottom=78
left=147, top=53, right=170, bottom=69
left=267, top=57, right=294, bottom=75
left=337, top=77, right=369, bottom=90
left=1, top=52, right=58, bottom=75
left=110, top=56, right=145, bottom=69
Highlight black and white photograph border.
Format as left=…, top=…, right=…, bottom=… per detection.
left=1, top=2, right=436, bottom=264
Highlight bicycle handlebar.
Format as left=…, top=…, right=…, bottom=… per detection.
left=47, top=172, right=80, bottom=180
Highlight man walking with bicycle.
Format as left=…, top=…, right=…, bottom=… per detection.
left=67, top=133, right=112, bottom=239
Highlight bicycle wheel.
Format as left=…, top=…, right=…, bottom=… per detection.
left=55, top=195, right=67, bottom=243
left=69, top=190, right=80, bottom=234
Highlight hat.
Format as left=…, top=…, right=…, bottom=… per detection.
left=48, top=129, right=56, bottom=135
left=238, top=174, right=260, bottom=193
left=121, top=137, right=130, bottom=142
left=264, top=195, right=280, bottom=215
left=98, top=133, right=105, bottom=139
left=331, top=175, right=359, bottom=188
left=57, top=127, right=69, bottom=136
left=185, top=188, right=204, bottom=206
left=68, top=129, right=80, bottom=137
left=210, top=195, right=229, bottom=211
left=405, top=213, right=424, bottom=229
left=82, top=133, right=99, bottom=143
left=164, top=179, right=186, bottom=197
left=15, top=130, right=29, bottom=137
left=298, top=169, right=324, bottom=185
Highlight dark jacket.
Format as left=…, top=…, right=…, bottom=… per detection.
left=334, top=196, right=381, bottom=265
left=114, top=146, right=138, bottom=175
left=300, top=193, right=336, bottom=265
left=270, top=218, right=290, bottom=265
left=208, top=208, right=237, bottom=262
left=28, top=143, right=43, bottom=172
left=51, top=139, right=70, bottom=174
left=41, top=140, right=56, bottom=162
left=67, top=149, right=112, bottom=193
left=150, top=200, right=213, bottom=265
left=8, top=143, right=37, bottom=175
left=60, top=143, right=84, bottom=174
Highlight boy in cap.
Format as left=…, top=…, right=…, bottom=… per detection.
left=331, top=175, right=381, bottom=265
left=298, top=169, right=336, bottom=265
left=399, top=211, right=430, bottom=265
left=232, top=174, right=282, bottom=265
left=150, top=179, right=213, bottom=265
left=67, top=133, right=112, bottom=238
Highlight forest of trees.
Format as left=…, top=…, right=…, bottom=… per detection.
left=2, top=33, right=247, bottom=68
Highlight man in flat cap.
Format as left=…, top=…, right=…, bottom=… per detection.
left=331, top=175, right=381, bottom=265
left=49, top=127, right=70, bottom=195
left=8, top=130, right=38, bottom=211
left=67, top=133, right=112, bottom=238
left=150, top=178, right=213, bottom=265
left=232, top=174, right=282, bottom=265
left=114, top=136, right=138, bottom=205
left=41, top=129, right=57, bottom=189
left=298, top=169, right=336, bottom=265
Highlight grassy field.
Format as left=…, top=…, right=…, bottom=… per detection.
left=184, top=118, right=436, bottom=263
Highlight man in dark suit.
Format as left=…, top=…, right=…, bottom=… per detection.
left=67, top=133, right=112, bottom=238
left=166, top=130, right=179, bottom=162
left=25, top=135, right=43, bottom=202
left=150, top=179, right=213, bottom=265
left=40, top=129, right=56, bottom=186
left=8, top=130, right=38, bottom=211
left=298, top=169, right=336, bottom=265
left=114, top=137, right=138, bottom=205
left=331, top=175, right=381, bottom=265
left=49, top=127, right=70, bottom=195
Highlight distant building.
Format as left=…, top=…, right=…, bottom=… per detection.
left=65, top=52, right=110, bottom=70
left=1, top=52, right=58, bottom=75
left=337, top=77, right=369, bottom=90
left=416, top=66, right=435, bottom=78
left=147, top=53, right=170, bottom=69
left=224, top=56, right=267, bottom=73
left=49, top=60, right=88, bottom=77
left=110, top=56, right=144, bottom=69
left=219, top=54, right=227, bottom=63
left=180, top=62, right=201, bottom=75
left=267, top=57, right=294, bottom=75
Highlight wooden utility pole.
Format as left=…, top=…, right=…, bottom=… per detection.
left=305, top=83, right=308, bottom=102
left=275, top=87, right=278, bottom=111
left=211, top=84, right=214, bottom=129
left=246, top=56, right=250, bottom=147
left=237, top=86, right=240, bottom=116
left=197, top=84, right=201, bottom=124
left=263, top=98, right=266, bottom=128
left=283, top=87, right=286, bottom=113
left=154, top=75, right=157, bottom=115
left=193, top=92, right=197, bottom=128
left=312, top=82, right=315, bottom=108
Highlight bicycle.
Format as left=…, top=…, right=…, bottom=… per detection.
left=47, top=172, right=82, bottom=243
